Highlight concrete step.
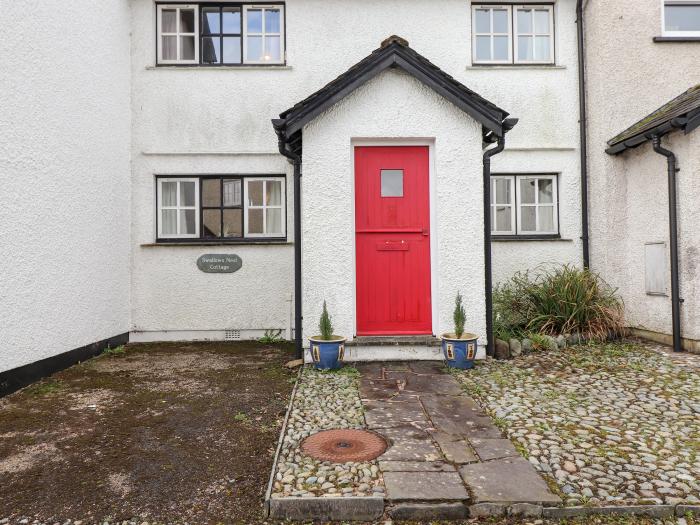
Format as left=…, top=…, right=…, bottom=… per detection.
left=347, top=335, right=442, bottom=347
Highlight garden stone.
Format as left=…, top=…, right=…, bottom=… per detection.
left=522, top=338, right=533, bottom=353
left=509, top=338, right=522, bottom=357
left=495, top=339, right=511, bottom=360
left=556, top=335, right=566, bottom=348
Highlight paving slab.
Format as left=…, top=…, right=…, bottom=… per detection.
left=421, top=394, right=502, bottom=437
left=384, top=471, right=469, bottom=502
left=459, top=457, right=562, bottom=505
left=379, top=460, right=456, bottom=472
left=408, top=361, right=446, bottom=375
left=469, top=437, right=520, bottom=461
left=359, top=378, right=419, bottom=401
left=268, top=496, right=385, bottom=521
left=403, top=373, right=464, bottom=395
left=364, top=399, right=430, bottom=428
left=389, top=502, right=468, bottom=520
left=376, top=426, right=442, bottom=461
left=430, top=431, right=479, bottom=464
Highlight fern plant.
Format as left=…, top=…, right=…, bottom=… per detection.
left=319, top=301, right=334, bottom=340
left=453, top=292, right=466, bottom=338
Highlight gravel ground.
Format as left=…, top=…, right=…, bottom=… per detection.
left=271, top=367, right=385, bottom=499
left=453, top=341, right=700, bottom=507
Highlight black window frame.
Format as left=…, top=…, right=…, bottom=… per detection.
left=155, top=2, right=287, bottom=67
left=155, top=174, right=288, bottom=243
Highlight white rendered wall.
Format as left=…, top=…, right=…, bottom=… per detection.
left=302, top=69, right=486, bottom=344
left=584, top=0, right=700, bottom=341
left=0, top=1, right=132, bottom=372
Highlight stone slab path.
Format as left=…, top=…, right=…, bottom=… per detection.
left=356, top=361, right=562, bottom=519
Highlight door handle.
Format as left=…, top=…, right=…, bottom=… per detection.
left=422, top=229, right=429, bottom=236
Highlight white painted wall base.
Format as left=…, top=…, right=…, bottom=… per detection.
left=130, top=329, right=290, bottom=343
left=303, top=344, right=486, bottom=363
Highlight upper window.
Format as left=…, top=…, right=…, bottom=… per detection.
left=157, top=3, right=285, bottom=65
left=491, top=175, right=559, bottom=236
left=472, top=4, right=554, bottom=64
left=663, top=0, right=700, bottom=35
left=157, top=176, right=286, bottom=241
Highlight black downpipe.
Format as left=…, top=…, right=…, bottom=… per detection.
left=576, top=0, right=590, bottom=268
left=483, top=136, right=506, bottom=357
left=652, top=136, right=683, bottom=353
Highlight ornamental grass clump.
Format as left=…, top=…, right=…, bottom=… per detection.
left=319, top=301, right=334, bottom=341
left=453, top=292, right=466, bottom=338
left=493, top=264, right=624, bottom=342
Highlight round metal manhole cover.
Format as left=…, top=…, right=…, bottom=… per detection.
left=301, top=429, right=388, bottom=462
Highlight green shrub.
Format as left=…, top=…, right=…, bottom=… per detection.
left=453, top=292, right=466, bottom=338
left=493, top=264, right=624, bottom=342
left=319, top=301, right=334, bottom=340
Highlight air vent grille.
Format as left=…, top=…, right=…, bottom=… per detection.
left=225, top=329, right=241, bottom=340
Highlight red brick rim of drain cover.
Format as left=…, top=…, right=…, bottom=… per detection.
left=301, top=429, right=388, bottom=462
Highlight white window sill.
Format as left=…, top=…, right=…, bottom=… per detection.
left=146, top=65, right=293, bottom=71
left=142, top=241, right=293, bottom=247
left=467, top=64, right=566, bottom=70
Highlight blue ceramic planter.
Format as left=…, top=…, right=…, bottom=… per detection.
left=442, top=333, right=478, bottom=370
left=309, top=337, right=346, bottom=370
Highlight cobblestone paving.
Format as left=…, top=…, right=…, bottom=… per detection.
left=271, top=367, right=385, bottom=499
left=453, top=342, right=700, bottom=507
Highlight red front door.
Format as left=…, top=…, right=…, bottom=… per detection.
left=355, top=146, right=432, bottom=335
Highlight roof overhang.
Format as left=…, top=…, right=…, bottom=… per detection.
left=273, top=36, right=517, bottom=158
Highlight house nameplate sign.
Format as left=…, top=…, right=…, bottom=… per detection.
left=197, top=254, right=242, bottom=274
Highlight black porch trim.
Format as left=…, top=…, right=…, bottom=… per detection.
left=272, top=35, right=514, bottom=157
left=0, top=332, right=129, bottom=398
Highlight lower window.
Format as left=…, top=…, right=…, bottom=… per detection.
left=491, top=174, right=558, bottom=236
left=156, top=175, right=286, bottom=241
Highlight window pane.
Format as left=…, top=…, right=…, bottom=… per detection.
left=538, top=206, right=555, bottom=232
left=246, top=36, right=263, bottom=61
left=665, top=5, right=700, bottom=31
left=475, top=9, right=490, bottom=33
left=180, top=9, right=195, bottom=33
left=493, top=179, right=511, bottom=204
left=202, top=7, right=220, bottom=34
left=223, top=209, right=243, bottom=237
left=494, top=36, right=509, bottom=60
left=517, top=9, right=532, bottom=33
left=223, top=8, right=241, bottom=33
left=266, top=208, right=282, bottom=234
left=248, top=180, right=264, bottom=206
left=521, top=206, right=536, bottom=231
left=162, top=9, right=177, bottom=32
left=475, top=36, right=491, bottom=61
left=223, top=37, right=242, bottom=63
left=223, top=179, right=241, bottom=206
left=181, top=36, right=195, bottom=60
left=381, top=170, right=404, bottom=197
left=180, top=181, right=196, bottom=206
left=495, top=206, right=512, bottom=232
left=265, top=36, right=281, bottom=61
left=248, top=208, right=264, bottom=234
left=162, top=181, right=177, bottom=206
left=202, top=179, right=221, bottom=207
left=162, top=36, right=177, bottom=60
left=180, top=209, right=196, bottom=234
left=493, top=9, right=509, bottom=33
left=538, top=179, right=553, bottom=203
left=534, top=9, right=550, bottom=33
left=162, top=209, right=177, bottom=235
left=202, top=37, right=221, bottom=64
left=266, top=180, right=282, bottom=205
left=265, top=9, right=281, bottom=32
left=247, top=9, right=262, bottom=32
left=535, top=36, right=550, bottom=60
left=518, top=36, right=533, bottom=61
left=520, top=179, right=536, bottom=204
left=203, top=209, right=222, bottom=238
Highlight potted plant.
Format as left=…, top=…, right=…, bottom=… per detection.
left=309, top=301, right=346, bottom=370
left=442, top=292, right=479, bottom=369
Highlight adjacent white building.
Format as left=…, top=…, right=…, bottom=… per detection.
left=6, top=0, right=697, bottom=390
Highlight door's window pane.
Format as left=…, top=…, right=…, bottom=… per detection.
left=202, top=179, right=221, bottom=207
left=381, top=170, right=404, bottom=197
left=180, top=9, right=195, bottom=33
left=180, top=181, right=196, bottom=206
left=517, top=9, right=532, bottom=33
left=475, top=9, right=490, bottom=32
left=162, top=209, right=177, bottom=234
left=223, top=8, right=241, bottom=33
left=265, top=36, right=281, bottom=61
left=266, top=208, right=282, bottom=234
left=203, top=209, right=222, bottom=238
left=265, top=9, right=281, bottom=32
left=223, top=179, right=241, bottom=206
left=665, top=5, right=700, bottom=31
left=475, top=36, right=491, bottom=61
left=223, top=209, right=243, bottom=237
left=223, top=37, right=241, bottom=63
left=247, top=180, right=264, bottom=206
left=162, top=36, right=177, bottom=60
left=246, top=36, right=263, bottom=61
left=521, top=207, right=536, bottom=231
left=493, top=9, right=509, bottom=33
left=180, top=209, right=196, bottom=234
left=518, top=36, right=533, bottom=61
left=520, top=179, right=536, bottom=204
left=162, top=181, right=177, bottom=206
left=534, top=9, right=550, bottom=33
left=247, top=9, right=262, bottom=32
left=538, top=179, right=553, bottom=203
left=539, top=206, right=555, bottom=231
left=248, top=208, right=264, bottom=234
left=494, top=36, right=509, bottom=60
left=202, top=7, right=220, bottom=34
left=202, top=37, right=221, bottom=63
